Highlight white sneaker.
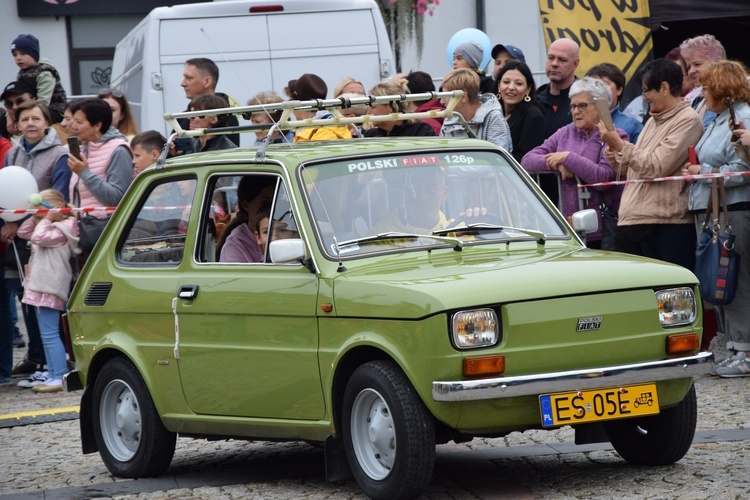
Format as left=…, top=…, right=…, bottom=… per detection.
left=32, top=378, right=63, bottom=393
left=17, top=371, right=49, bottom=388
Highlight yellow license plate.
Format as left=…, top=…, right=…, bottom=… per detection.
left=539, top=383, right=659, bottom=428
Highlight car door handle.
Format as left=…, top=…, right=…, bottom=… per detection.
left=178, top=285, right=199, bottom=299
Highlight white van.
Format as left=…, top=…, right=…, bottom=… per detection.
left=111, top=0, right=394, bottom=143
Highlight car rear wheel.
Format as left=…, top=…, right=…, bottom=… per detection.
left=92, top=357, right=176, bottom=477
left=342, top=360, right=435, bottom=500
left=605, top=384, right=697, bottom=465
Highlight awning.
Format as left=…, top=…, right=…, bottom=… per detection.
left=650, top=0, right=750, bottom=24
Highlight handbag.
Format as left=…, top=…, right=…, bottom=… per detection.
left=78, top=215, right=109, bottom=252
left=598, top=192, right=619, bottom=251
left=75, top=180, right=110, bottom=253
left=694, top=175, right=740, bottom=305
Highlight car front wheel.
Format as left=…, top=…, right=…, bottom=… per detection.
left=91, top=357, right=176, bottom=477
left=605, top=384, right=697, bottom=465
left=342, top=360, right=435, bottom=500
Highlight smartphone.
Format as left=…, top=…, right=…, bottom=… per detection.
left=174, top=137, right=193, bottom=153
left=688, top=145, right=699, bottom=165
left=67, top=137, right=81, bottom=159
left=594, top=98, right=615, bottom=131
left=727, top=97, right=737, bottom=127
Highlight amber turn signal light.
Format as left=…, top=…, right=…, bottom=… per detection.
left=463, top=355, right=505, bottom=377
left=666, top=333, right=700, bottom=354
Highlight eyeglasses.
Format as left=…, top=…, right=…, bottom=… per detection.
left=97, top=88, right=125, bottom=99
left=4, top=97, right=27, bottom=109
left=570, top=102, right=592, bottom=112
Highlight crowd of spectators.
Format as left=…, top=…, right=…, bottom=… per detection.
left=2, top=28, right=749, bottom=390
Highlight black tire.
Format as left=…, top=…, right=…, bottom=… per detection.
left=342, top=360, right=435, bottom=500
left=605, top=384, right=697, bottom=465
left=91, top=357, right=176, bottom=477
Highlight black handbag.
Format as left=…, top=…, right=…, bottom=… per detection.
left=78, top=215, right=109, bottom=252
left=75, top=181, right=110, bottom=253
left=598, top=192, right=619, bottom=251
left=695, top=176, right=740, bottom=306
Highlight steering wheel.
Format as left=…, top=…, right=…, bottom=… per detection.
left=446, top=212, right=504, bottom=230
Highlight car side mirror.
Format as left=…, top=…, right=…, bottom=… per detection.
left=571, top=209, right=598, bottom=234
left=269, top=238, right=306, bottom=263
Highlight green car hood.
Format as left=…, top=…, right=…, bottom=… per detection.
left=331, top=247, right=698, bottom=319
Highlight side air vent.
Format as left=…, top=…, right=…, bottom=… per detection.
left=84, top=283, right=113, bottom=306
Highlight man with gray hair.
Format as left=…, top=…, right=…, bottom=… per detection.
left=680, top=34, right=726, bottom=128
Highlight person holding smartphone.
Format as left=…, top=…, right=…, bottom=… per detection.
left=681, top=60, right=750, bottom=377
left=66, top=97, right=133, bottom=255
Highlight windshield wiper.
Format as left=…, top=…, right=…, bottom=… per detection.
left=336, top=232, right=464, bottom=251
left=432, top=224, right=547, bottom=245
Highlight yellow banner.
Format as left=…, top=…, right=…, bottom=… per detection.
left=538, top=0, right=652, bottom=82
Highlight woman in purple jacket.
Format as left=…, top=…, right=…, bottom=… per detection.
left=521, top=77, right=628, bottom=248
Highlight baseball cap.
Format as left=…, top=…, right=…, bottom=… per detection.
left=491, top=44, right=526, bottom=63
left=1, top=79, right=36, bottom=101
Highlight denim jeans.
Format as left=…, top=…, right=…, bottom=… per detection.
left=6, top=278, right=45, bottom=364
left=35, top=306, right=67, bottom=380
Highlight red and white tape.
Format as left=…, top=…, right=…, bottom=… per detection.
left=578, top=169, right=750, bottom=189
left=0, top=206, right=188, bottom=215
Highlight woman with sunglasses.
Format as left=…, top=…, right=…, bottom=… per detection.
left=522, top=77, right=629, bottom=248
left=97, top=89, right=138, bottom=141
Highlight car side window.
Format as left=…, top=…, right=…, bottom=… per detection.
left=119, top=177, right=197, bottom=264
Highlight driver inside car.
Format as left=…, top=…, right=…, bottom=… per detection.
left=369, top=167, right=453, bottom=235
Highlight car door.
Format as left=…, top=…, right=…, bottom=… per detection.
left=174, top=172, right=324, bottom=420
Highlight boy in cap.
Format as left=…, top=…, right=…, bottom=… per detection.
left=452, top=41, right=496, bottom=95
left=284, top=73, right=351, bottom=142
left=11, top=34, right=68, bottom=124
left=491, top=44, right=526, bottom=79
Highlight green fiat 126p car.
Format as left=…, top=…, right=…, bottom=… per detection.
left=64, top=93, right=713, bottom=500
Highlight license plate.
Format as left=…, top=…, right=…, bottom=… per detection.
left=539, top=383, right=659, bottom=428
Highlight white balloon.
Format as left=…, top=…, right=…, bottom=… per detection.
left=0, top=166, right=39, bottom=222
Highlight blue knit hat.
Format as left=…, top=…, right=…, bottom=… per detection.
left=11, top=34, right=40, bottom=62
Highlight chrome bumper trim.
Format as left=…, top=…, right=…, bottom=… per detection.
left=63, top=370, right=83, bottom=392
left=432, top=352, right=713, bottom=402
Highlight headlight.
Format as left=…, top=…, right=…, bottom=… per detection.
left=655, top=287, right=696, bottom=327
left=452, top=308, right=499, bottom=349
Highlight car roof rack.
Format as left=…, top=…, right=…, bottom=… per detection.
left=159, top=91, right=467, bottom=166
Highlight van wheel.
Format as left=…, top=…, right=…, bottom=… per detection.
left=92, top=357, right=176, bottom=477
left=342, top=360, right=435, bottom=500
left=605, top=384, right=696, bottom=465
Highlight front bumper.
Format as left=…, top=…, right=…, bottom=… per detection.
left=432, top=352, right=713, bottom=402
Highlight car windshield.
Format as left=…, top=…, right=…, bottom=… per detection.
left=300, top=150, right=568, bottom=259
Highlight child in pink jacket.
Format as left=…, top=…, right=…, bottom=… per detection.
left=17, top=189, right=79, bottom=393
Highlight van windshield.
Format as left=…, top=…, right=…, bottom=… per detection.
left=300, top=150, right=568, bottom=259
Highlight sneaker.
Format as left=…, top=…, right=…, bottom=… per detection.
left=17, top=371, right=49, bottom=388
left=32, top=379, right=63, bottom=393
left=0, top=377, right=13, bottom=387
left=714, top=352, right=750, bottom=378
left=11, top=359, right=44, bottom=378
left=13, top=334, right=25, bottom=348
left=713, top=353, right=737, bottom=370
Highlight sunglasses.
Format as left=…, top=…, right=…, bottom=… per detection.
left=97, top=88, right=125, bottom=99
left=4, top=97, right=27, bottom=109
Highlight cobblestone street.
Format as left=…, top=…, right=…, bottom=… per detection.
left=2, top=333, right=748, bottom=500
